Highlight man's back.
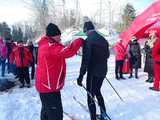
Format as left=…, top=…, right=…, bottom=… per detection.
left=82, top=31, right=110, bottom=77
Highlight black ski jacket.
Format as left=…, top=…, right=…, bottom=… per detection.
left=79, top=31, right=110, bottom=77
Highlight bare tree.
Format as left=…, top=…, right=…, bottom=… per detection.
left=23, top=0, right=51, bottom=36
left=23, top=0, right=83, bottom=33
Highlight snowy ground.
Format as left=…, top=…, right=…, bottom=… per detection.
left=0, top=55, right=160, bottom=120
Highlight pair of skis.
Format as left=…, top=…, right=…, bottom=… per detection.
left=73, top=96, right=111, bottom=120
left=64, top=96, right=106, bottom=120
left=63, top=97, right=88, bottom=120
left=63, top=111, right=77, bottom=120
left=66, top=77, right=123, bottom=120
left=81, top=85, right=112, bottom=120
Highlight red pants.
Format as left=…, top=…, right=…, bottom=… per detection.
left=153, top=62, right=160, bottom=90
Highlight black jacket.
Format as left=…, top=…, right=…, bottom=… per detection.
left=6, top=42, right=14, bottom=59
left=79, top=31, right=110, bottom=77
left=129, top=41, right=141, bottom=68
left=27, top=44, right=35, bottom=64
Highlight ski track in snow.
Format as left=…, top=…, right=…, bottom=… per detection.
left=0, top=55, right=160, bottom=120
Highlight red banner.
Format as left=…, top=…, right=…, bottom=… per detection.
left=119, top=0, right=160, bottom=47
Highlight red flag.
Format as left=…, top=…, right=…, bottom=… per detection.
left=119, top=0, right=160, bottom=47
left=133, top=20, right=158, bottom=39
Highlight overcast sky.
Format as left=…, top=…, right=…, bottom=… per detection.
left=0, top=0, right=155, bottom=24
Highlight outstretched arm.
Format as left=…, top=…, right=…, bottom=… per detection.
left=60, top=38, right=84, bottom=58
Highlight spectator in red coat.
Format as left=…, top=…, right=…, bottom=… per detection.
left=114, top=39, right=126, bottom=80
left=150, top=31, right=160, bottom=91
left=0, top=37, right=7, bottom=77
left=35, top=23, right=83, bottom=120
left=10, top=40, right=32, bottom=88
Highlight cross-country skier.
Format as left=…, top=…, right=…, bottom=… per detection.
left=77, top=21, right=110, bottom=120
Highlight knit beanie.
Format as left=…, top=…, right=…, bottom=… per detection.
left=46, top=23, right=61, bottom=37
left=83, top=21, right=95, bottom=33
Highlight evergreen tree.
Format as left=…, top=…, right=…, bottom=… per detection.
left=0, top=23, right=3, bottom=36
left=12, top=26, right=23, bottom=42
left=0, top=22, right=12, bottom=40
left=115, top=3, right=136, bottom=32
left=122, top=3, right=136, bottom=30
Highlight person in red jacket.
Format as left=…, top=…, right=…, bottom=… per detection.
left=114, top=39, right=126, bottom=80
left=0, top=37, right=7, bottom=77
left=10, top=40, right=32, bottom=88
left=150, top=31, right=160, bottom=91
left=35, top=23, right=83, bottom=120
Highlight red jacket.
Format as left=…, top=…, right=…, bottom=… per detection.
left=152, top=38, right=160, bottom=62
left=0, top=38, right=7, bottom=60
left=35, top=36, right=83, bottom=93
left=114, top=42, right=126, bottom=60
left=9, top=46, right=32, bottom=67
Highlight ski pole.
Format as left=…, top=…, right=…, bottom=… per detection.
left=105, top=77, right=124, bottom=102
left=73, top=96, right=89, bottom=112
left=82, top=85, right=111, bottom=120
left=63, top=111, right=77, bottom=120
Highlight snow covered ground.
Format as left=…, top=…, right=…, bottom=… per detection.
left=0, top=55, right=160, bottom=120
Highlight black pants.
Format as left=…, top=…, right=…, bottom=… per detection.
left=130, top=67, right=138, bottom=78
left=129, top=60, right=138, bottom=78
left=30, top=62, right=35, bottom=80
left=40, top=92, right=63, bottom=120
left=86, top=75, right=106, bottom=120
left=115, top=60, right=124, bottom=78
left=17, top=67, right=30, bottom=85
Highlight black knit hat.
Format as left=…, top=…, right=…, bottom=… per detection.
left=17, top=40, right=23, bottom=44
left=83, top=21, right=95, bottom=33
left=46, top=23, right=61, bottom=37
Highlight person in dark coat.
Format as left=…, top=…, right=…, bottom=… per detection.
left=144, top=38, right=154, bottom=83
left=128, top=37, right=141, bottom=79
left=6, top=38, right=17, bottom=75
left=27, top=41, right=36, bottom=80
left=77, top=21, right=110, bottom=120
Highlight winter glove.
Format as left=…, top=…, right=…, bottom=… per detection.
left=77, top=75, right=83, bottom=87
